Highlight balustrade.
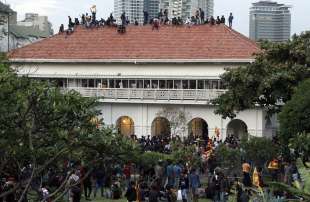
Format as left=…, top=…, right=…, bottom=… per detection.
left=63, top=87, right=226, bottom=102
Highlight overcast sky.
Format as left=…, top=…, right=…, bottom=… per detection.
left=6, top=0, right=310, bottom=36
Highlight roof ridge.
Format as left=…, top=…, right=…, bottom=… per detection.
left=223, top=25, right=260, bottom=51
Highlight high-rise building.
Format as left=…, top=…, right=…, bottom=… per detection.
left=114, top=0, right=159, bottom=25
left=198, top=0, right=214, bottom=18
left=144, top=0, right=160, bottom=21
left=17, top=13, right=53, bottom=36
left=249, top=1, right=291, bottom=42
left=159, top=0, right=213, bottom=21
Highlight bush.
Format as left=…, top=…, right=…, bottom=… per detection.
left=139, top=152, right=170, bottom=170
left=240, top=137, right=279, bottom=167
left=214, top=144, right=242, bottom=176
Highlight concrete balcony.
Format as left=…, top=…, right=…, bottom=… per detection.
left=64, top=87, right=226, bottom=105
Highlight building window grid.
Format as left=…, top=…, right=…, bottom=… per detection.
left=54, top=78, right=224, bottom=90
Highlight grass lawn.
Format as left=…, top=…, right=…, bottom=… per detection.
left=80, top=198, right=214, bottom=202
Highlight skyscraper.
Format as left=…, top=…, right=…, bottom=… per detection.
left=249, top=1, right=291, bottom=42
left=159, top=0, right=213, bottom=21
left=114, top=0, right=159, bottom=25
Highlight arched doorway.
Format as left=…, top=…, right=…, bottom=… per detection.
left=116, top=116, right=134, bottom=136
left=226, top=119, right=248, bottom=139
left=188, top=118, right=208, bottom=137
left=151, top=117, right=171, bottom=137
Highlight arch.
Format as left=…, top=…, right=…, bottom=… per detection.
left=226, top=119, right=248, bottom=139
left=116, top=116, right=134, bottom=136
left=188, top=118, right=208, bottom=137
left=151, top=117, right=171, bottom=137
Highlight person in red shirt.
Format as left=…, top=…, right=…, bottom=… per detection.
left=123, top=163, right=131, bottom=187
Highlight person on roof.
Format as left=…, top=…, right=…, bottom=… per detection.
left=152, top=18, right=160, bottom=30
left=210, top=16, right=215, bottom=25
left=164, top=9, right=169, bottom=25
left=195, top=9, right=200, bottom=24
left=134, top=18, right=139, bottom=26
left=216, top=16, right=221, bottom=24
left=228, top=13, right=234, bottom=28
left=185, top=17, right=192, bottom=28
left=158, top=9, right=163, bottom=23
left=121, top=12, right=126, bottom=26
left=200, top=8, right=205, bottom=24
left=143, top=11, right=149, bottom=25
left=81, top=14, right=86, bottom=25
left=90, top=5, right=97, bottom=24
left=220, top=15, right=225, bottom=24
left=59, top=24, right=64, bottom=33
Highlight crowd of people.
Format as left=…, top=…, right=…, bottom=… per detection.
left=0, top=132, right=306, bottom=202
left=58, top=5, right=235, bottom=35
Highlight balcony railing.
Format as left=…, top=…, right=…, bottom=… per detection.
left=64, top=87, right=226, bottom=102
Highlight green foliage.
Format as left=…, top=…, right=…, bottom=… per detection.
left=139, top=152, right=170, bottom=170
left=170, top=142, right=202, bottom=168
left=240, top=137, right=279, bottom=166
left=277, top=79, right=310, bottom=161
left=214, top=144, right=242, bottom=175
left=278, top=79, right=310, bottom=139
left=0, top=60, right=140, bottom=200
left=214, top=32, right=310, bottom=118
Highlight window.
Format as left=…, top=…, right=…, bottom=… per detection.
left=189, top=80, right=196, bottom=89
left=109, top=79, right=115, bottom=88
left=159, top=80, right=166, bottom=89
left=89, top=79, right=95, bottom=88
left=174, top=80, right=181, bottom=89
left=167, top=80, right=173, bottom=89
left=152, top=80, right=158, bottom=89
left=81, top=79, right=88, bottom=88
left=182, top=80, right=189, bottom=89
left=129, top=80, right=136, bottom=88
left=198, top=80, right=204, bottom=89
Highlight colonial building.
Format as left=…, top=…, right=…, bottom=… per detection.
left=8, top=24, right=277, bottom=139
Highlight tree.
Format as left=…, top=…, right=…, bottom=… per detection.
left=278, top=78, right=310, bottom=165
left=214, top=32, right=310, bottom=119
left=156, top=106, right=191, bottom=138
left=0, top=61, right=140, bottom=201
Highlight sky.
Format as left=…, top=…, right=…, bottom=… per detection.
left=5, top=0, right=310, bottom=37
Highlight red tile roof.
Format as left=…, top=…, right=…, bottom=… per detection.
left=9, top=24, right=260, bottom=61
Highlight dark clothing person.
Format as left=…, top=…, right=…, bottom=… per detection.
left=210, top=16, right=215, bottom=25
left=143, top=11, right=149, bottom=25
left=134, top=19, right=139, bottom=26
left=243, top=172, right=251, bottom=187
left=83, top=168, right=92, bottom=200
left=229, top=13, right=234, bottom=28
left=93, top=168, right=104, bottom=198
left=74, top=18, right=79, bottom=25
left=81, top=14, right=86, bottom=25
left=239, top=190, right=250, bottom=202
left=149, top=187, right=160, bottom=202
left=71, top=186, right=81, bottom=202
left=125, top=182, right=137, bottom=202
left=68, top=16, right=74, bottom=28
left=216, top=16, right=221, bottom=24
left=220, top=15, right=225, bottom=24
left=200, top=9, right=205, bottom=23
left=121, top=12, right=126, bottom=26
left=59, top=24, right=64, bottom=33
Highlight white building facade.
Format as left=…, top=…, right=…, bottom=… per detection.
left=9, top=25, right=277, bottom=140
